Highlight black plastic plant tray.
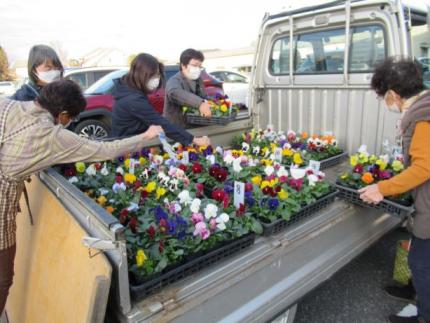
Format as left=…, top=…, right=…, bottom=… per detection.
left=335, top=184, right=414, bottom=218
left=185, top=111, right=237, bottom=126
left=259, top=189, right=339, bottom=236
left=318, top=151, right=348, bottom=170
left=129, top=233, right=255, bottom=301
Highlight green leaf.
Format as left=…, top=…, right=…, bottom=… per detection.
left=155, top=256, right=168, bottom=272
left=251, top=218, right=263, bottom=235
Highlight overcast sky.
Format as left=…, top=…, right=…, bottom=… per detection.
left=1, top=0, right=429, bottom=64
left=0, top=0, right=330, bottom=63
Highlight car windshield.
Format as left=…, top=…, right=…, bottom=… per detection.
left=85, top=69, right=128, bottom=95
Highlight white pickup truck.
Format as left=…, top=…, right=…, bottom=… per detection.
left=4, top=1, right=429, bottom=322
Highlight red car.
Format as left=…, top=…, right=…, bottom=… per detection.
left=73, top=65, right=224, bottom=139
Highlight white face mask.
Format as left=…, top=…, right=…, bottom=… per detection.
left=37, top=70, right=61, bottom=83
left=187, top=66, right=202, bottom=80
left=147, top=77, right=160, bottom=91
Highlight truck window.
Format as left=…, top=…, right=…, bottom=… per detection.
left=350, top=25, right=386, bottom=72
left=410, top=14, right=430, bottom=88
left=269, top=25, right=387, bottom=76
left=295, top=28, right=345, bottom=74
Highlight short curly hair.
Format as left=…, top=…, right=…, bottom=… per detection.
left=371, top=57, right=425, bottom=98
left=37, top=80, right=86, bottom=118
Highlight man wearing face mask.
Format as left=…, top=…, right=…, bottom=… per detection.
left=359, top=57, right=430, bottom=323
left=163, top=48, right=212, bottom=128
left=11, top=44, right=63, bottom=101
left=111, top=53, right=210, bottom=147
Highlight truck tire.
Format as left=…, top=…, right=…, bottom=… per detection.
left=74, top=119, right=110, bottom=140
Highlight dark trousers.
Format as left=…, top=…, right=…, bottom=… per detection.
left=0, top=245, right=15, bottom=314
left=408, top=236, right=430, bottom=321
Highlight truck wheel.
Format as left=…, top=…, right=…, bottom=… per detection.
left=74, top=119, right=110, bottom=140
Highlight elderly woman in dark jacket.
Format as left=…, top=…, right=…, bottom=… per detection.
left=111, top=53, right=209, bottom=147
left=11, top=44, right=64, bottom=101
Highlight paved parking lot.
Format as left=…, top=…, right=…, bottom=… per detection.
left=294, top=227, right=410, bottom=323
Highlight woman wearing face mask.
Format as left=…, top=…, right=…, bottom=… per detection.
left=359, top=57, right=430, bottom=323
left=163, top=48, right=212, bottom=128
left=0, top=80, right=164, bottom=315
left=11, top=44, right=63, bottom=101
left=111, top=53, right=210, bottom=146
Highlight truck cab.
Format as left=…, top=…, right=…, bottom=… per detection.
left=4, top=1, right=429, bottom=323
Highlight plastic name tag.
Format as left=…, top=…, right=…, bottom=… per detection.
left=182, top=151, right=189, bottom=165
left=274, top=148, right=283, bottom=162
left=129, top=158, right=135, bottom=174
left=234, top=181, right=245, bottom=208
left=159, top=134, right=176, bottom=160
left=309, top=160, right=321, bottom=172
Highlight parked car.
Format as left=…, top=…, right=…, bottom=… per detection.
left=64, top=67, right=123, bottom=90
left=418, top=57, right=430, bottom=69
left=0, top=81, right=16, bottom=97
left=74, top=65, right=223, bottom=139
left=209, top=70, right=249, bottom=106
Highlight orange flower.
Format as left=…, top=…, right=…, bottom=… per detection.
left=105, top=206, right=115, bottom=214
left=361, top=172, right=374, bottom=184
left=301, top=131, right=309, bottom=139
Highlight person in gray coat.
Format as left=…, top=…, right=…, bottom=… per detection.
left=163, top=48, right=212, bottom=128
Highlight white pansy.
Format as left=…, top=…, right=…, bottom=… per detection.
left=178, top=190, right=192, bottom=205
left=152, top=155, right=164, bottom=165
left=380, top=154, right=390, bottom=163
left=358, top=144, right=368, bottom=155
left=112, top=182, right=126, bottom=193
left=252, top=145, right=260, bottom=155
left=169, top=178, right=179, bottom=191
left=100, top=163, right=109, bottom=176
left=206, top=155, right=216, bottom=165
left=140, top=168, right=149, bottom=179
left=277, top=166, right=289, bottom=178
left=308, top=174, right=319, bottom=186
left=264, top=165, right=275, bottom=176
left=215, top=146, right=224, bottom=155
left=190, top=198, right=201, bottom=213
left=290, top=168, right=306, bottom=179
left=216, top=213, right=230, bottom=231
left=283, top=142, right=292, bottom=149
left=98, top=188, right=109, bottom=196
left=224, top=154, right=235, bottom=165
left=241, top=142, right=250, bottom=153
left=174, top=203, right=182, bottom=213
left=116, top=166, right=124, bottom=175
left=68, top=176, right=78, bottom=184
left=85, top=164, right=97, bottom=176
left=204, top=204, right=218, bottom=219
left=127, top=202, right=139, bottom=211
left=232, top=158, right=243, bottom=173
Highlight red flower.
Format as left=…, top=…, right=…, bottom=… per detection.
left=119, top=209, right=129, bottom=225
left=134, top=180, right=142, bottom=190
left=215, top=168, right=228, bottom=182
left=289, top=178, right=303, bottom=191
left=236, top=203, right=246, bottom=217
left=141, top=190, right=149, bottom=199
left=159, top=219, right=168, bottom=234
left=223, top=194, right=230, bottom=208
left=192, top=162, right=203, bottom=174
left=353, top=164, right=364, bottom=174
left=270, top=189, right=278, bottom=197
left=147, top=225, right=155, bottom=239
left=64, top=167, right=76, bottom=177
left=159, top=240, right=165, bottom=253
left=279, top=176, right=288, bottom=183
left=262, top=186, right=272, bottom=195
left=115, top=175, right=123, bottom=183
left=212, top=189, right=226, bottom=202
left=195, top=183, right=204, bottom=197
left=178, top=164, right=188, bottom=172
left=275, top=186, right=282, bottom=193
left=245, top=183, right=253, bottom=192
left=94, top=163, right=102, bottom=171
left=209, top=165, right=220, bottom=177
left=129, top=216, right=138, bottom=233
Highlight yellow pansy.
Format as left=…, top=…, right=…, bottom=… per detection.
left=369, top=155, right=378, bottom=164
left=145, top=181, right=157, bottom=193
left=350, top=155, right=359, bottom=167
left=376, top=159, right=387, bottom=171
left=163, top=153, right=170, bottom=160
left=261, top=159, right=273, bottom=166
left=124, top=159, right=131, bottom=169
left=139, top=157, right=146, bottom=165
left=156, top=187, right=167, bottom=199
left=97, top=195, right=107, bottom=206
left=136, top=249, right=147, bottom=268
left=278, top=189, right=289, bottom=200
left=261, top=180, right=270, bottom=189
left=199, top=145, right=208, bottom=153
left=220, top=104, right=228, bottom=113
left=392, top=160, right=404, bottom=172
left=293, top=153, right=303, bottom=165
left=251, top=175, right=262, bottom=186
left=124, top=173, right=137, bottom=184
left=75, top=162, right=86, bottom=173
left=261, top=147, right=268, bottom=156
left=358, top=153, right=369, bottom=164
left=270, top=143, right=277, bottom=152
left=283, top=149, right=293, bottom=156
left=269, top=178, right=279, bottom=187
left=232, top=149, right=243, bottom=156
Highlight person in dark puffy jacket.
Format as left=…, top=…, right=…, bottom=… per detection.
left=111, top=53, right=210, bottom=147
left=11, top=44, right=64, bottom=101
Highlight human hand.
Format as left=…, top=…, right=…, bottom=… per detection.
left=199, top=101, right=212, bottom=118
left=142, top=125, right=164, bottom=140
left=193, top=136, right=211, bottom=146
left=358, top=184, right=384, bottom=205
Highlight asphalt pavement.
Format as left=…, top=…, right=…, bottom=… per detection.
left=294, top=227, right=411, bottom=323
